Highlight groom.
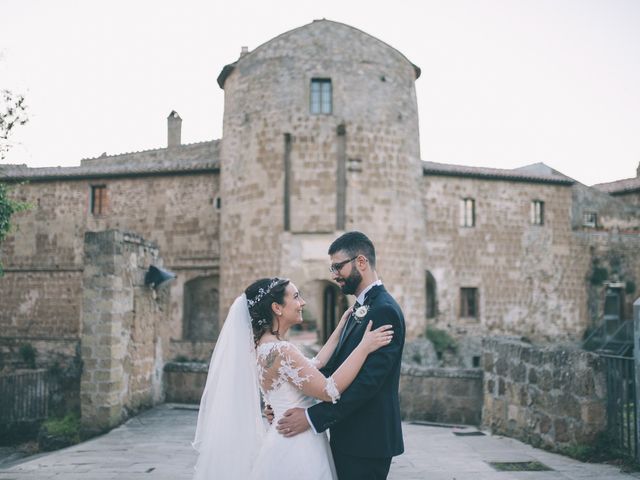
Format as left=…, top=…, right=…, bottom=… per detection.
left=277, top=231, right=405, bottom=479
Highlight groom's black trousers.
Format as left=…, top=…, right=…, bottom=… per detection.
left=332, top=451, right=392, bottom=480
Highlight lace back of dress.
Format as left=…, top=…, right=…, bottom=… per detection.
left=256, top=342, right=286, bottom=396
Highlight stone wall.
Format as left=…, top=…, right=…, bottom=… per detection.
left=482, top=337, right=606, bottom=449
left=162, top=358, right=483, bottom=427
left=80, top=230, right=170, bottom=435
left=423, top=175, right=591, bottom=349
left=163, top=362, right=208, bottom=404
left=399, top=365, right=483, bottom=425
left=0, top=338, right=78, bottom=373
left=0, top=168, right=219, bottom=363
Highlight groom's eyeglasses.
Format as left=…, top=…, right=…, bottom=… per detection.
left=329, top=256, right=358, bottom=274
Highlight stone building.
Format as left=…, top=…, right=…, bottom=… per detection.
left=1, top=19, right=640, bottom=376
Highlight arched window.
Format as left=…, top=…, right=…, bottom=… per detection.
left=183, top=275, right=219, bottom=341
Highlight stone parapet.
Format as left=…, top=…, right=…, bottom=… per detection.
left=482, top=337, right=606, bottom=449
left=161, top=359, right=484, bottom=425
left=163, top=362, right=208, bottom=404
left=399, top=365, right=483, bottom=425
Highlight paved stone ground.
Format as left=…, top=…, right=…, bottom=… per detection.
left=1, top=404, right=639, bottom=480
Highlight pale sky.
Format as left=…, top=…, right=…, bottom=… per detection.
left=1, top=0, right=639, bottom=186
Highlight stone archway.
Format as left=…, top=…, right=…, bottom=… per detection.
left=322, top=282, right=348, bottom=342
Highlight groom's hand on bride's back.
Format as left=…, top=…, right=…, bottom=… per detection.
left=276, top=407, right=310, bottom=437
left=263, top=404, right=274, bottom=424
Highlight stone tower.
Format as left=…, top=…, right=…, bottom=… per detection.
left=218, top=20, right=427, bottom=336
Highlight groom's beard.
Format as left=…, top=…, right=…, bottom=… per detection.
left=338, top=268, right=362, bottom=296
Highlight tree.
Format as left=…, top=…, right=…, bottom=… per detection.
left=0, top=89, right=30, bottom=275
left=0, top=89, right=28, bottom=160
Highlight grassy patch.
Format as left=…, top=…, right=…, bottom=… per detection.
left=490, top=461, right=551, bottom=471
left=38, top=413, right=81, bottom=451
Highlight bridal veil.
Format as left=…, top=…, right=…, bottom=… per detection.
left=192, top=294, right=266, bottom=479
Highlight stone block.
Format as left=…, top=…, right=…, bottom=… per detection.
left=580, top=401, right=606, bottom=426
left=554, top=418, right=570, bottom=443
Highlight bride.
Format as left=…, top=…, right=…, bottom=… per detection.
left=192, top=277, right=393, bottom=480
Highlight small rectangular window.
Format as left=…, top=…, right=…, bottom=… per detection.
left=310, top=78, right=332, bottom=114
left=583, top=211, right=598, bottom=228
left=460, top=198, right=475, bottom=227
left=91, top=185, right=107, bottom=216
left=460, top=287, right=478, bottom=318
left=531, top=200, right=544, bottom=225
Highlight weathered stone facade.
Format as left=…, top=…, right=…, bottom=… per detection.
left=0, top=140, right=219, bottom=367
left=594, top=163, right=640, bottom=208
left=0, top=19, right=639, bottom=373
left=219, top=20, right=427, bottom=338
left=80, top=230, right=170, bottom=435
left=482, top=337, right=607, bottom=448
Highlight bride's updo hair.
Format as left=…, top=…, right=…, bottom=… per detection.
left=245, top=277, right=290, bottom=344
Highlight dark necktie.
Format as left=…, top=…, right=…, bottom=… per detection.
left=338, top=300, right=360, bottom=349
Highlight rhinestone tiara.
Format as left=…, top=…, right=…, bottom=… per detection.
left=247, top=278, right=282, bottom=308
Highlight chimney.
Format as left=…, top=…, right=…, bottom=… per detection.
left=240, top=46, right=249, bottom=57
left=167, top=110, right=182, bottom=147
left=637, top=161, right=640, bottom=177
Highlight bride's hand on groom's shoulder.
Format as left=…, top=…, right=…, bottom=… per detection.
left=360, top=321, right=394, bottom=354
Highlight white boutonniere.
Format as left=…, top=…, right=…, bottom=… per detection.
left=354, top=305, right=369, bottom=324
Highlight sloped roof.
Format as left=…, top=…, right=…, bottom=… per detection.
left=423, top=161, right=574, bottom=185
left=592, top=176, right=640, bottom=195
left=0, top=140, right=219, bottom=181
left=218, top=19, right=421, bottom=88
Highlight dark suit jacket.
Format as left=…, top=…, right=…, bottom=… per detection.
left=307, top=285, right=405, bottom=458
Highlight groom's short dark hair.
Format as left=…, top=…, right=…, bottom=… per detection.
left=328, top=231, right=376, bottom=268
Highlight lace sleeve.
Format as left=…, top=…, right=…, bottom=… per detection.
left=277, top=343, right=341, bottom=403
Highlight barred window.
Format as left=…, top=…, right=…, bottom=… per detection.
left=91, top=185, right=108, bottom=216
left=310, top=79, right=332, bottom=114
left=531, top=200, right=544, bottom=225
left=460, top=198, right=475, bottom=227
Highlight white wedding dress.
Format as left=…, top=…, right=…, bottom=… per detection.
left=192, top=296, right=337, bottom=480
left=250, top=341, right=338, bottom=480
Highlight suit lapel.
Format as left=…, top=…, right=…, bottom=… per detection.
left=335, top=285, right=385, bottom=354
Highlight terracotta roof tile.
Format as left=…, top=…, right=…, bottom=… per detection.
left=592, top=177, right=640, bottom=194
left=423, top=161, right=574, bottom=185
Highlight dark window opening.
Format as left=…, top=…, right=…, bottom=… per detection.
left=460, top=287, right=478, bottom=318
left=583, top=211, right=598, bottom=228
left=426, top=271, right=437, bottom=319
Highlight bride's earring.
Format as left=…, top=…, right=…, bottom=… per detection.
left=272, top=316, right=281, bottom=339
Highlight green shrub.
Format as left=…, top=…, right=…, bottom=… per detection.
left=590, top=266, right=608, bottom=285
left=39, top=413, right=81, bottom=451
left=42, top=413, right=80, bottom=438
left=425, top=326, right=457, bottom=354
